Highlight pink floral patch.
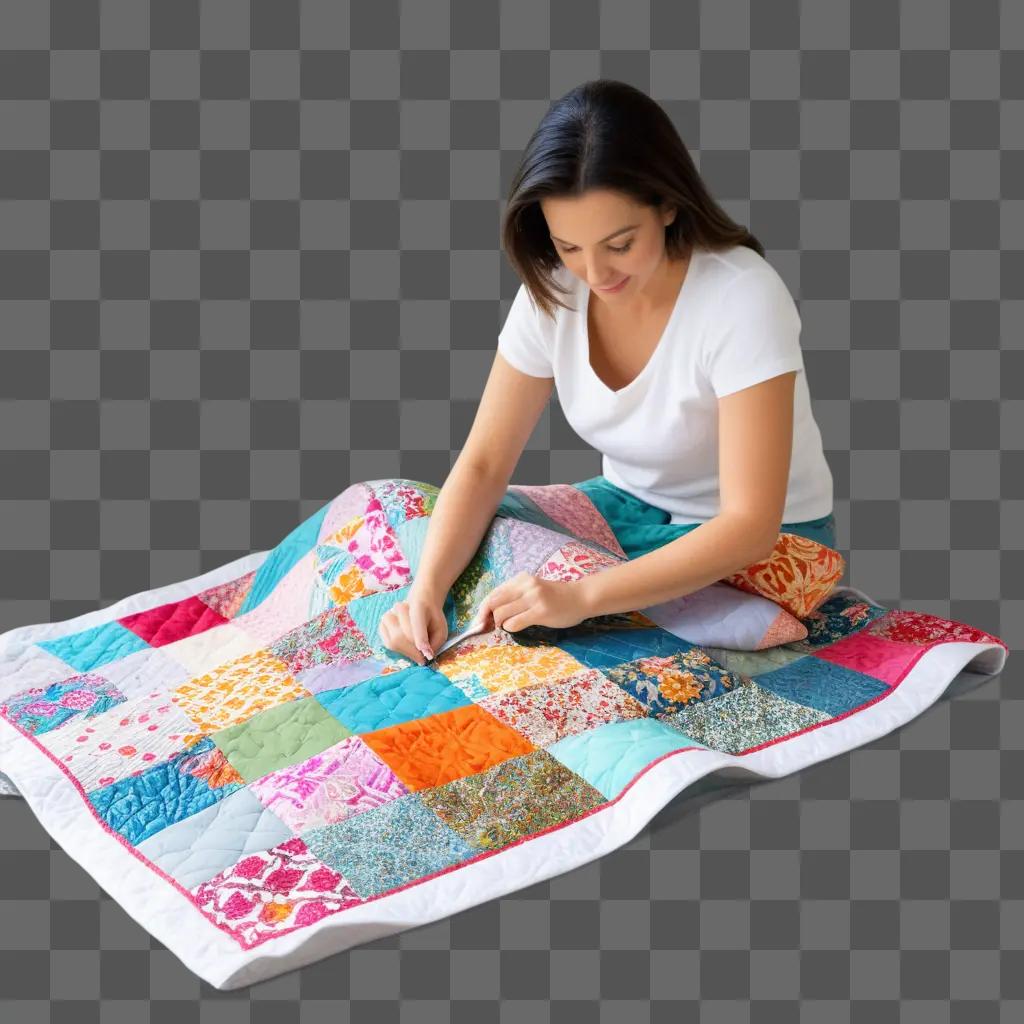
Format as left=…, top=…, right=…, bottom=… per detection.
left=248, top=735, right=410, bottom=832
left=190, top=835, right=363, bottom=947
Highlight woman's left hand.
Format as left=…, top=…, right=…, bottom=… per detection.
left=475, top=573, right=591, bottom=633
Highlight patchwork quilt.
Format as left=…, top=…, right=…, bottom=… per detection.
left=0, top=478, right=1009, bottom=989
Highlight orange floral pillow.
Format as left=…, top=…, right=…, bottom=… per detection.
left=723, top=532, right=845, bottom=620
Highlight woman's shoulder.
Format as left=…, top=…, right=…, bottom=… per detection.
left=699, top=243, right=790, bottom=302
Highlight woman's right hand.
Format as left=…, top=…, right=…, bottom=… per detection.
left=377, top=584, right=450, bottom=667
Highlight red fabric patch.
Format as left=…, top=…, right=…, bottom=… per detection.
left=119, top=595, right=230, bottom=647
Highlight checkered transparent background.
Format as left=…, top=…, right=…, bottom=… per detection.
left=0, top=0, right=1021, bottom=1018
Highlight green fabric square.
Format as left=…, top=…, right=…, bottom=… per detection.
left=212, top=696, right=353, bottom=784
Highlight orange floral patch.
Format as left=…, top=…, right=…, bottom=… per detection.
left=170, top=648, right=311, bottom=735
left=433, top=636, right=587, bottom=697
left=725, top=532, right=845, bottom=619
left=360, top=702, right=536, bottom=792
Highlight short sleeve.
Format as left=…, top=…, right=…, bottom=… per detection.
left=497, top=283, right=554, bottom=378
left=701, top=267, right=805, bottom=398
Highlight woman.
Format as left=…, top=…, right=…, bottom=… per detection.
left=379, top=79, right=836, bottom=667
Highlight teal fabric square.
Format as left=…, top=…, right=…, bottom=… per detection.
left=88, top=736, right=244, bottom=846
left=555, top=626, right=694, bottom=672
left=546, top=717, right=706, bottom=800
left=238, top=502, right=330, bottom=615
left=316, top=664, right=472, bottom=734
left=37, top=621, right=150, bottom=674
left=344, top=583, right=414, bottom=659
left=393, top=516, right=431, bottom=577
left=753, top=656, right=889, bottom=716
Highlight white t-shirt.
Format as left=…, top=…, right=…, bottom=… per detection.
left=496, top=244, right=834, bottom=525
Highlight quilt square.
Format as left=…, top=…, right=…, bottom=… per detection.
left=267, top=605, right=376, bottom=675
left=294, top=656, right=390, bottom=696
left=431, top=636, right=586, bottom=698
left=1, top=673, right=127, bottom=737
left=316, top=481, right=374, bottom=542
left=160, top=621, right=265, bottom=676
left=312, top=511, right=399, bottom=611
left=699, top=644, right=807, bottom=679
left=537, top=539, right=623, bottom=581
left=359, top=702, right=537, bottom=793
left=37, top=688, right=200, bottom=793
left=510, top=481, right=626, bottom=556
left=36, top=620, right=150, bottom=674
left=545, top=717, right=706, bottom=800
left=117, top=594, right=230, bottom=647
left=211, top=695, right=353, bottom=784
left=315, top=664, right=472, bottom=735
left=315, top=496, right=412, bottom=598
left=194, top=570, right=256, bottom=620
left=752, top=656, right=890, bottom=717
left=812, top=628, right=923, bottom=687
left=135, top=786, right=294, bottom=889
left=189, top=834, right=363, bottom=948
left=232, top=550, right=323, bottom=647
left=659, top=678, right=831, bottom=755
left=790, top=590, right=889, bottom=651
left=248, top=734, right=411, bottom=832
left=475, top=667, right=648, bottom=746
left=418, top=748, right=608, bottom=852
left=88, top=735, right=245, bottom=846
left=365, top=477, right=436, bottom=529
left=865, top=607, right=1006, bottom=649
left=86, top=643, right=194, bottom=700
left=602, top=646, right=745, bottom=717
left=170, top=647, right=311, bottom=735
left=301, top=791, right=477, bottom=899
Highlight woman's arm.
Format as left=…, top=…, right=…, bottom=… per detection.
left=576, top=510, right=778, bottom=617
left=577, top=370, right=797, bottom=616
left=411, top=351, right=555, bottom=603
left=410, top=457, right=519, bottom=603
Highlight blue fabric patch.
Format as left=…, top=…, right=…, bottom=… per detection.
left=753, top=655, right=889, bottom=716
left=87, top=737, right=245, bottom=846
left=316, top=664, right=471, bottom=734
left=345, top=583, right=415, bottom=660
left=393, top=515, right=431, bottom=577
left=37, top=621, right=150, bottom=674
left=546, top=717, right=705, bottom=800
left=552, top=626, right=695, bottom=673
left=0, top=674, right=126, bottom=736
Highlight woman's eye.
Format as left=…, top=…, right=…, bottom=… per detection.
left=560, top=241, right=633, bottom=255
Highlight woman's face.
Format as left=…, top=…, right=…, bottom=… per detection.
left=539, top=189, right=677, bottom=303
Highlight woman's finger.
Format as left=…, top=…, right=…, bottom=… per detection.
left=492, top=596, right=532, bottom=631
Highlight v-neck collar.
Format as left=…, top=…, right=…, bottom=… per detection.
left=581, top=248, right=699, bottom=397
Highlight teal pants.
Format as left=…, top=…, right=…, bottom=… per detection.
left=572, top=475, right=837, bottom=561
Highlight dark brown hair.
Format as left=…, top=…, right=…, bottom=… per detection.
left=500, top=79, right=765, bottom=320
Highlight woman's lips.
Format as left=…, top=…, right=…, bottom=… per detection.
left=596, top=276, right=630, bottom=293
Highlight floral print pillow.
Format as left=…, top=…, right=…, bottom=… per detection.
left=724, top=532, right=846, bottom=619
